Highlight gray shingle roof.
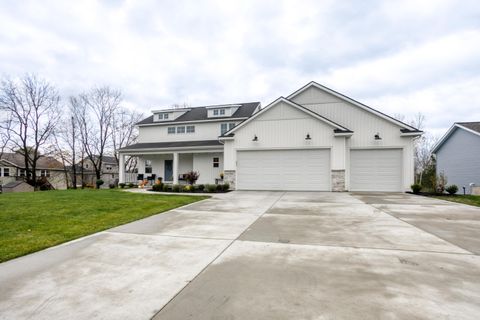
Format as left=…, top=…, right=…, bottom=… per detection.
left=119, top=140, right=223, bottom=151
left=137, top=102, right=260, bottom=125
left=0, top=153, right=64, bottom=169
left=457, top=122, right=480, bottom=133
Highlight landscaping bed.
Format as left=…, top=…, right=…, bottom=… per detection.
left=0, top=189, right=207, bottom=262
left=150, top=183, right=230, bottom=193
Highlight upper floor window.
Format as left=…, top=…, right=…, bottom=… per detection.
left=158, top=113, right=169, bottom=120
left=213, top=109, right=226, bottom=116
left=40, top=170, right=50, bottom=177
left=177, top=126, right=186, bottom=134
left=186, top=125, right=195, bottom=133
left=168, top=125, right=195, bottom=134
left=220, top=123, right=235, bottom=135
left=168, top=127, right=176, bottom=134
left=105, top=165, right=112, bottom=171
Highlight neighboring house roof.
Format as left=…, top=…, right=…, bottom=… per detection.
left=220, top=97, right=353, bottom=138
left=287, top=81, right=422, bottom=133
left=137, top=102, right=261, bottom=125
left=432, top=121, right=480, bottom=153
left=119, top=140, right=223, bottom=152
left=0, top=153, right=64, bottom=170
left=82, top=155, right=117, bottom=164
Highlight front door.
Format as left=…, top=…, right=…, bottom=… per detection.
left=164, top=160, right=173, bottom=181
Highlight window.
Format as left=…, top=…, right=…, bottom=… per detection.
left=2, top=168, right=9, bottom=177
left=85, top=164, right=89, bottom=169
left=220, top=122, right=235, bottom=135
left=19, top=169, right=26, bottom=177
left=186, top=125, right=195, bottom=133
left=145, top=160, right=152, bottom=174
left=40, top=170, right=50, bottom=177
left=213, top=157, right=219, bottom=168
left=168, top=127, right=176, bottom=134
left=213, top=109, right=226, bottom=116
left=106, top=165, right=112, bottom=171
left=177, top=126, right=186, bottom=134
left=158, top=113, right=169, bottom=120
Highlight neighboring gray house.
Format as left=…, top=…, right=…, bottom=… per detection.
left=73, top=155, right=119, bottom=187
left=432, top=122, right=480, bottom=194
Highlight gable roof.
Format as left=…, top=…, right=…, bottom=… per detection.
left=0, top=153, right=64, bottom=170
left=220, top=97, right=352, bottom=137
left=137, top=102, right=260, bottom=126
left=432, top=121, right=480, bottom=153
left=287, top=81, right=422, bottom=133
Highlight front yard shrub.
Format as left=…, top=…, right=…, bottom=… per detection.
left=197, top=184, right=205, bottom=192
left=162, top=184, right=170, bottom=192
left=119, top=183, right=126, bottom=189
left=127, top=182, right=134, bottom=188
left=216, top=184, right=223, bottom=191
left=446, top=184, right=458, bottom=195
left=183, top=185, right=194, bottom=192
left=436, top=171, right=447, bottom=193
left=172, top=184, right=181, bottom=192
left=96, top=179, right=104, bottom=189
left=222, top=183, right=230, bottom=192
left=109, top=183, right=115, bottom=189
left=206, top=184, right=217, bottom=193
left=152, top=183, right=164, bottom=191
left=410, top=184, right=422, bottom=194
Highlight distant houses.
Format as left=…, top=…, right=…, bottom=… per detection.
left=0, top=153, right=120, bottom=192
left=0, top=153, right=67, bottom=190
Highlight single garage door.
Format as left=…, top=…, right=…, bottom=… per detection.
left=350, top=149, right=403, bottom=192
left=237, top=149, right=330, bottom=191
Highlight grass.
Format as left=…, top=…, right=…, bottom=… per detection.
left=0, top=189, right=208, bottom=263
left=431, top=194, right=480, bottom=207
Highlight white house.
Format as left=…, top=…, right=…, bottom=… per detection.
left=119, top=82, right=422, bottom=192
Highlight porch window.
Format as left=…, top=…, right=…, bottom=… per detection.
left=168, top=127, right=176, bottom=134
left=213, top=157, right=219, bottom=168
left=40, top=170, right=50, bottom=177
left=186, top=125, right=195, bottom=133
left=177, top=126, right=186, bottom=134
left=145, top=160, right=152, bottom=174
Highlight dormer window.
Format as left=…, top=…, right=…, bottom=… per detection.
left=213, top=109, right=225, bottom=116
left=157, top=113, right=169, bottom=120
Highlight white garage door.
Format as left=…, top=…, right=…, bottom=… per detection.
left=237, top=149, right=330, bottom=191
left=350, top=149, right=403, bottom=192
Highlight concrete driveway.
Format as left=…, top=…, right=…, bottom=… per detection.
left=1, top=192, right=479, bottom=319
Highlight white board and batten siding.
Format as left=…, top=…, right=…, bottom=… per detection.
left=237, top=149, right=331, bottom=191
left=350, top=149, right=403, bottom=192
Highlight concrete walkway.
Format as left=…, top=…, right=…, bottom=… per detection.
left=1, top=191, right=479, bottom=319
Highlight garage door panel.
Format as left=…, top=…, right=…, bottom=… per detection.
left=350, top=149, right=402, bottom=192
left=237, top=149, right=330, bottom=191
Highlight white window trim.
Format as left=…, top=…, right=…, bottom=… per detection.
left=168, top=127, right=176, bottom=134
left=176, top=126, right=186, bottom=134
left=186, top=125, right=195, bottom=133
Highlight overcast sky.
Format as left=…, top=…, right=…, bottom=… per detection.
left=1, top=0, right=479, bottom=136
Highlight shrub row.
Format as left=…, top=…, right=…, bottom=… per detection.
left=411, top=183, right=458, bottom=195
left=151, top=183, right=229, bottom=193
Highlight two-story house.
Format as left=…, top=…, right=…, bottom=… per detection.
left=119, top=82, right=422, bottom=192
left=73, top=155, right=119, bottom=187
left=118, top=103, right=260, bottom=185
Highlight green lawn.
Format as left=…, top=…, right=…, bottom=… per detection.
left=431, top=194, right=480, bottom=207
left=0, top=189, right=208, bottom=263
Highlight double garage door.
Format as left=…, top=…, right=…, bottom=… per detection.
left=236, top=148, right=403, bottom=192
left=237, top=149, right=330, bottom=191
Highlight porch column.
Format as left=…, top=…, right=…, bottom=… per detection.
left=119, top=153, right=125, bottom=183
left=173, top=152, right=179, bottom=184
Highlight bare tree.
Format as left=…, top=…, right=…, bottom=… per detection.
left=72, top=86, right=121, bottom=185
left=112, top=107, right=143, bottom=172
left=0, top=74, right=60, bottom=189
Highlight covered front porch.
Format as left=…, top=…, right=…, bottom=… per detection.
left=118, top=146, right=224, bottom=185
